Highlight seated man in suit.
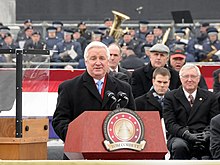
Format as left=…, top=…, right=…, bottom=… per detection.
left=52, top=41, right=136, bottom=159
left=135, top=67, right=171, bottom=119
left=210, top=113, right=220, bottom=159
left=130, top=43, right=181, bottom=98
left=163, top=63, right=219, bottom=159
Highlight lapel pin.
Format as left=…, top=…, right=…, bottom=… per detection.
left=199, top=98, right=203, bottom=101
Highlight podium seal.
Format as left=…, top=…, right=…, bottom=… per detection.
left=103, top=108, right=146, bottom=151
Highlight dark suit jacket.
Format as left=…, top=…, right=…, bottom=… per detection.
left=130, top=62, right=181, bottom=98
left=210, top=114, right=220, bottom=159
left=120, top=55, right=145, bottom=70
left=52, top=71, right=136, bottom=141
left=135, top=90, right=163, bottom=118
left=163, top=87, right=219, bottom=142
left=118, top=66, right=132, bottom=79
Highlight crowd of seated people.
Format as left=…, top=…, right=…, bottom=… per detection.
left=0, top=19, right=220, bottom=69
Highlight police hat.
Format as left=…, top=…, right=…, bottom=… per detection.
left=207, top=27, right=218, bottom=35
left=145, top=31, right=154, bottom=37
left=104, top=17, right=112, bottom=23
left=52, top=21, right=63, bottom=27
left=0, top=26, right=10, bottom=33
left=64, top=29, right=74, bottom=35
left=77, top=21, right=86, bottom=27
left=170, top=48, right=186, bottom=59
left=3, top=32, right=12, bottom=39
left=123, top=31, right=131, bottom=36
left=72, top=28, right=80, bottom=33
left=92, top=30, right=104, bottom=37
left=149, top=43, right=170, bottom=54
left=175, top=29, right=186, bottom=36
left=98, top=26, right=108, bottom=32
left=201, top=22, right=209, bottom=27
left=139, top=20, right=149, bottom=27
left=32, top=31, right=41, bottom=36
left=46, top=26, right=57, bottom=33
left=24, top=19, right=32, bottom=24
left=143, top=44, right=153, bottom=51
left=24, top=26, right=34, bottom=31
left=153, top=26, right=162, bottom=29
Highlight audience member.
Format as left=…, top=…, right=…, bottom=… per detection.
left=168, top=48, right=208, bottom=90
left=210, top=114, right=220, bottom=159
left=135, top=67, right=170, bottom=118
left=23, top=31, right=44, bottom=50
left=52, top=21, right=64, bottom=40
left=213, top=68, right=220, bottom=93
left=52, top=41, right=135, bottom=159
left=16, top=19, right=33, bottom=43
left=163, top=63, right=219, bottom=159
left=130, top=43, right=181, bottom=98
left=202, top=27, right=220, bottom=62
left=135, top=20, right=149, bottom=42
left=108, top=43, right=131, bottom=78
left=52, top=29, right=82, bottom=66
left=120, top=46, right=145, bottom=70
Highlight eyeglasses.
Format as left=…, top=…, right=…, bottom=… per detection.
left=180, top=75, right=199, bottom=79
left=110, top=53, right=120, bottom=57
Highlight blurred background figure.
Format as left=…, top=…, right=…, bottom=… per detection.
left=135, top=20, right=149, bottom=42
left=52, top=21, right=64, bottom=40
left=120, top=46, right=145, bottom=70
left=16, top=19, right=32, bottom=43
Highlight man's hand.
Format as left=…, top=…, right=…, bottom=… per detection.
left=182, top=130, right=205, bottom=142
left=197, top=131, right=210, bottom=142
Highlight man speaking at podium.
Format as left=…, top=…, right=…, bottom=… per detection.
left=52, top=41, right=135, bottom=158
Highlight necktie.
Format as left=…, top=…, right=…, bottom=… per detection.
left=188, top=94, right=194, bottom=107
left=96, top=80, right=103, bottom=94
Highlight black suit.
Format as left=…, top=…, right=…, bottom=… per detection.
left=120, top=55, right=145, bottom=70
left=52, top=71, right=135, bottom=142
left=118, top=66, right=132, bottom=79
left=130, top=62, right=181, bottom=98
left=163, top=87, right=219, bottom=159
left=135, top=90, right=163, bottom=118
left=210, top=114, right=220, bottom=159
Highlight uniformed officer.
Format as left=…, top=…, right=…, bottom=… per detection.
left=137, top=31, right=156, bottom=58
left=0, top=26, right=10, bottom=45
left=98, top=26, right=114, bottom=46
left=135, top=20, right=149, bottom=42
left=16, top=26, right=34, bottom=48
left=104, top=17, right=113, bottom=28
left=23, top=31, right=44, bottom=50
left=52, top=29, right=83, bottom=66
left=201, top=27, right=220, bottom=62
left=77, top=21, right=92, bottom=43
left=52, top=21, right=64, bottom=40
left=0, top=33, right=19, bottom=64
left=187, top=23, right=210, bottom=61
left=44, top=26, right=61, bottom=50
left=16, top=19, right=33, bottom=44
left=140, top=44, right=153, bottom=63
left=118, top=31, right=139, bottom=58
left=72, top=28, right=87, bottom=53
left=153, top=26, right=164, bottom=43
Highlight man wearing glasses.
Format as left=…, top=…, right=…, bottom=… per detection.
left=163, top=63, right=219, bottom=159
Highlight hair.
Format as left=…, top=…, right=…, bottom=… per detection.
left=179, top=63, right=201, bottom=77
left=108, top=42, right=122, bottom=55
left=153, top=67, right=171, bottom=79
left=84, top=41, right=110, bottom=60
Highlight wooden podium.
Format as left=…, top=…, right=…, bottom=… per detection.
left=64, top=111, right=168, bottom=160
left=0, top=118, right=49, bottom=160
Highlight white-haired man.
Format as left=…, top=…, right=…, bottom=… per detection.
left=163, top=63, right=219, bottom=159
left=52, top=41, right=136, bottom=159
